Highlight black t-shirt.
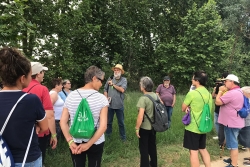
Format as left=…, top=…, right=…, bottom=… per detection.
left=0, top=91, right=46, bottom=163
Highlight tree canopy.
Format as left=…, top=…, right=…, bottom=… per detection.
left=0, top=0, right=249, bottom=92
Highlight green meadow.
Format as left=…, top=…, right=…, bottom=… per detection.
left=45, top=92, right=231, bottom=167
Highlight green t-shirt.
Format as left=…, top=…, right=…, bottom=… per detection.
left=136, top=92, right=157, bottom=130
left=183, top=87, right=213, bottom=134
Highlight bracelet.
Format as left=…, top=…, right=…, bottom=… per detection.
left=51, top=133, right=57, bottom=138
left=68, top=139, right=74, bottom=147
left=67, top=138, right=73, bottom=142
left=136, top=129, right=139, bottom=132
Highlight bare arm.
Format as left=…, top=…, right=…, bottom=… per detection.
left=212, top=87, right=217, bottom=99
left=104, top=92, right=108, bottom=98
left=60, top=107, right=78, bottom=154
left=172, top=94, right=176, bottom=107
left=46, top=109, right=57, bottom=149
left=60, top=107, right=72, bottom=142
left=112, top=84, right=125, bottom=93
left=182, top=103, right=188, bottom=112
left=215, top=85, right=227, bottom=106
left=50, top=92, right=58, bottom=105
left=37, top=116, right=49, bottom=133
left=156, top=92, right=163, bottom=104
left=215, top=91, right=224, bottom=106
left=135, top=108, right=145, bottom=138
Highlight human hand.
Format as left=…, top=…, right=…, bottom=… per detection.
left=185, top=107, right=190, bottom=114
left=75, top=143, right=91, bottom=154
left=219, top=85, right=227, bottom=92
left=136, top=130, right=140, bottom=138
left=36, top=125, right=40, bottom=135
left=108, top=80, right=113, bottom=86
left=69, top=142, right=78, bottom=154
left=50, top=137, right=57, bottom=149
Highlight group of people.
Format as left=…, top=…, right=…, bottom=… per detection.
left=1, top=46, right=249, bottom=167
left=183, top=71, right=250, bottom=167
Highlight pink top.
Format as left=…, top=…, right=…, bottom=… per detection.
left=218, top=87, right=245, bottom=128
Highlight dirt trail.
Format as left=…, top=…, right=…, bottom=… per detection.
left=200, top=151, right=249, bottom=167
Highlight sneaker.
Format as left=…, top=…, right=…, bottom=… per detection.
left=244, top=161, right=250, bottom=166
left=225, top=164, right=237, bottom=167
left=239, top=145, right=247, bottom=150
left=223, top=158, right=231, bottom=165
left=213, top=136, right=218, bottom=139
left=219, top=145, right=223, bottom=150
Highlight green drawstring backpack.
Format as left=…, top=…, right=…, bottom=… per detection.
left=194, top=90, right=213, bottom=133
left=69, top=90, right=98, bottom=139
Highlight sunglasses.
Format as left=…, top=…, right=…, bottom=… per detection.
left=97, top=77, right=105, bottom=83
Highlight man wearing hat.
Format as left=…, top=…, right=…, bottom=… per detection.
left=104, top=64, right=127, bottom=141
left=23, top=62, right=57, bottom=165
left=156, top=76, right=176, bottom=128
left=216, top=74, right=244, bottom=167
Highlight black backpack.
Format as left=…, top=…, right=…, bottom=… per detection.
left=144, top=94, right=169, bottom=132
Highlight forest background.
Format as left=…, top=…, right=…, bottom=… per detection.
left=0, top=0, right=250, bottom=92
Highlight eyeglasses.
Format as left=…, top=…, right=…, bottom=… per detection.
left=97, top=77, right=104, bottom=83
left=66, top=83, right=71, bottom=84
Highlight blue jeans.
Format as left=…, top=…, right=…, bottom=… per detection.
left=106, top=107, right=126, bottom=140
left=165, top=106, right=173, bottom=128
left=15, top=155, right=42, bottom=167
left=224, top=126, right=241, bottom=149
left=214, top=112, right=219, bottom=135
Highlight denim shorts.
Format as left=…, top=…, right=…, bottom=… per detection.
left=15, top=154, right=42, bottom=167
left=224, top=126, right=241, bottom=150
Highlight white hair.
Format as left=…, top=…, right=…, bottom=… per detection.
left=241, top=86, right=250, bottom=94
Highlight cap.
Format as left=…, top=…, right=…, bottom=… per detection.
left=225, top=74, right=239, bottom=83
left=163, top=76, right=170, bottom=81
left=31, top=62, right=48, bottom=75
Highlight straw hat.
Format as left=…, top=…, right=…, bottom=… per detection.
left=111, top=64, right=125, bottom=74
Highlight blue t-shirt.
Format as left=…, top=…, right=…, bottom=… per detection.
left=0, top=90, right=46, bottom=163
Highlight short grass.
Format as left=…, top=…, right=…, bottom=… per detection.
left=45, top=91, right=232, bottom=167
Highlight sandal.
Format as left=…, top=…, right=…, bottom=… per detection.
left=244, top=157, right=250, bottom=161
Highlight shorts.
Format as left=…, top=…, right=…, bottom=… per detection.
left=224, top=126, right=240, bottom=149
left=183, top=129, right=206, bottom=150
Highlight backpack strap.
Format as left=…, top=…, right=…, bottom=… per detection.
left=144, top=94, right=158, bottom=124
left=232, top=90, right=245, bottom=116
left=76, top=89, right=100, bottom=128
left=193, top=90, right=211, bottom=128
left=62, top=89, right=67, bottom=97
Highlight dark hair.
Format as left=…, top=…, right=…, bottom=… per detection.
left=84, top=66, right=105, bottom=84
left=193, top=70, right=207, bottom=86
left=51, top=78, right=62, bottom=88
left=234, top=81, right=240, bottom=86
left=222, top=71, right=229, bottom=78
left=0, top=47, right=31, bottom=86
left=140, top=76, right=154, bottom=92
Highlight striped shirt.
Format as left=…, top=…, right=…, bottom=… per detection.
left=64, top=89, right=109, bottom=144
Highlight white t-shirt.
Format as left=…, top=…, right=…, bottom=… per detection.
left=49, top=90, right=64, bottom=120
left=64, top=89, right=109, bottom=144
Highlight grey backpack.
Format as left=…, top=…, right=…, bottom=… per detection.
left=144, top=94, right=169, bottom=132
